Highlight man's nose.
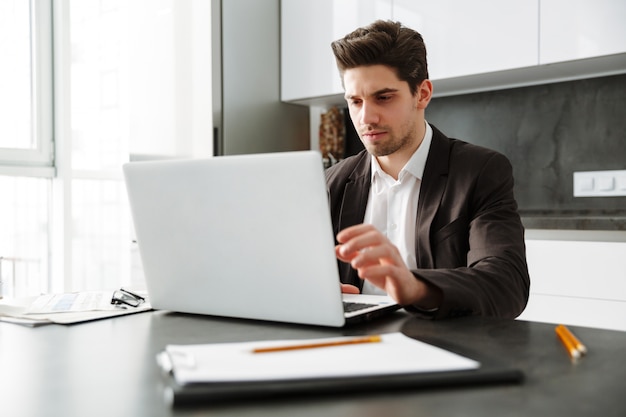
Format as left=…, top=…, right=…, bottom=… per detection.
left=360, top=102, right=379, bottom=125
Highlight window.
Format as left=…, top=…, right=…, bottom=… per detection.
left=1, top=0, right=53, bottom=299
left=1, top=0, right=212, bottom=299
left=0, top=0, right=54, bottom=173
left=0, top=176, right=49, bottom=298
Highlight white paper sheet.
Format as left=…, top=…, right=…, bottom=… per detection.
left=26, top=291, right=115, bottom=313
left=0, top=291, right=151, bottom=325
left=162, top=332, right=480, bottom=385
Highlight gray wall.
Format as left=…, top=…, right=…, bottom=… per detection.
left=216, top=0, right=309, bottom=155
left=426, top=74, right=626, bottom=217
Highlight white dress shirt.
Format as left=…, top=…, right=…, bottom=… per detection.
left=361, top=123, right=433, bottom=295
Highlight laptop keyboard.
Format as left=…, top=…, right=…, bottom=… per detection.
left=343, top=301, right=377, bottom=313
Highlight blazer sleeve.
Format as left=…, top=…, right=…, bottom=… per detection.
left=410, top=147, right=530, bottom=319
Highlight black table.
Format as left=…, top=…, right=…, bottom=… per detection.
left=1, top=309, right=625, bottom=417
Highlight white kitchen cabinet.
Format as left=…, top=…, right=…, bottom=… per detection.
left=281, top=0, right=392, bottom=103
left=539, top=0, right=626, bottom=64
left=518, top=230, right=626, bottom=332
left=281, top=0, right=626, bottom=104
left=393, top=0, right=539, bottom=80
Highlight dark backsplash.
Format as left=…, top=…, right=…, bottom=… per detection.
left=425, top=73, right=626, bottom=218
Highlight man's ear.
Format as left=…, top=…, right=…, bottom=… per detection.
left=416, top=79, right=433, bottom=110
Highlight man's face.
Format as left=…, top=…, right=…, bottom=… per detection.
left=343, top=65, right=420, bottom=157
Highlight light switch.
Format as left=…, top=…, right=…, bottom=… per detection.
left=578, top=176, right=594, bottom=191
left=574, top=170, right=626, bottom=197
left=597, top=177, right=615, bottom=191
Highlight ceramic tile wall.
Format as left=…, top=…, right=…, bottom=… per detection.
left=425, top=74, right=626, bottom=216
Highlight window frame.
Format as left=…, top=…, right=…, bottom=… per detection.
left=0, top=0, right=54, bottom=178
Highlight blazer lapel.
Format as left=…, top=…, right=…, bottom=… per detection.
left=338, top=155, right=371, bottom=232
left=415, top=126, right=451, bottom=268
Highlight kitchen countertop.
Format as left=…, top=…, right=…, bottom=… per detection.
left=520, top=214, right=626, bottom=232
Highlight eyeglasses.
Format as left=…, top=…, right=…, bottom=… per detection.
left=111, top=288, right=146, bottom=308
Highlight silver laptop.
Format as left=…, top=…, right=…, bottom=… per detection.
left=123, top=150, right=399, bottom=327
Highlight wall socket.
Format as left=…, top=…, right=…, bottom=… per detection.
left=573, top=170, right=626, bottom=197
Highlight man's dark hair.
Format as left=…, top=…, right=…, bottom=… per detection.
left=331, top=20, right=429, bottom=96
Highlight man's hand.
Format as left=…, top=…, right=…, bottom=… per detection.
left=340, top=283, right=360, bottom=294
left=335, top=224, right=441, bottom=309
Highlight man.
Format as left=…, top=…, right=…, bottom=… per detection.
left=326, top=20, right=530, bottom=319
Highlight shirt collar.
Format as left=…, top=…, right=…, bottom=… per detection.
left=370, top=121, right=433, bottom=183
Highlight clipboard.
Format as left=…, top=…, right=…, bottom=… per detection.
left=156, top=333, right=523, bottom=406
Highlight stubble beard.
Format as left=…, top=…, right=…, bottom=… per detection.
left=361, top=123, right=417, bottom=158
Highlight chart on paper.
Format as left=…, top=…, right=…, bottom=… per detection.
left=26, top=292, right=113, bottom=314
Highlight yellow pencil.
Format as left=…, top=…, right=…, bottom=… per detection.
left=555, top=324, right=587, bottom=360
left=556, top=324, right=588, bottom=355
left=252, top=335, right=382, bottom=354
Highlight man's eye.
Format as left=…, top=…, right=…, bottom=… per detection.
left=378, top=95, right=391, bottom=102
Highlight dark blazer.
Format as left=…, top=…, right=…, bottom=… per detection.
left=325, top=124, right=530, bottom=319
